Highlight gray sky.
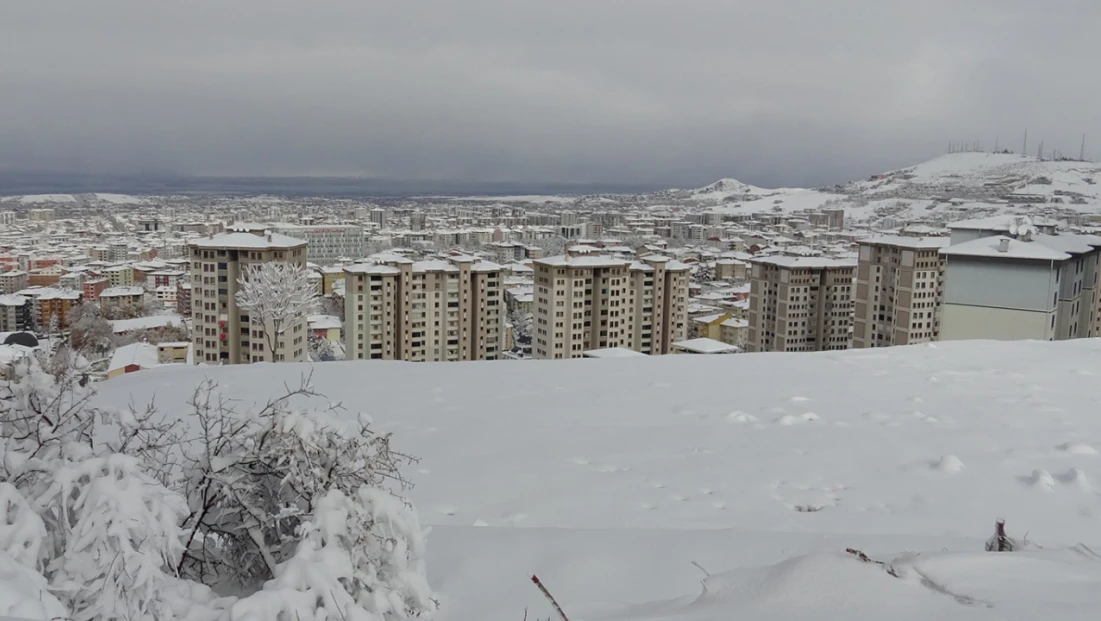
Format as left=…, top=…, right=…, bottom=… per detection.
left=1, top=1, right=1097, bottom=189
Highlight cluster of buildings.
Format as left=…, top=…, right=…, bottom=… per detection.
left=6, top=185, right=1101, bottom=373
left=745, top=215, right=1101, bottom=352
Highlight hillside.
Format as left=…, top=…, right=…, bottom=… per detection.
left=93, top=340, right=1101, bottom=620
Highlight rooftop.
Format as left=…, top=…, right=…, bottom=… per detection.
left=940, top=235, right=1071, bottom=261
left=189, top=231, right=307, bottom=250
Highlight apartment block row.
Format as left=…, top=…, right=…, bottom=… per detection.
left=343, top=255, right=504, bottom=362
left=747, top=215, right=1101, bottom=352
left=531, top=253, right=691, bottom=359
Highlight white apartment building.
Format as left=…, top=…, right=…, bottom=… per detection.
left=747, top=256, right=856, bottom=353
left=531, top=254, right=690, bottom=359
left=853, top=235, right=949, bottom=348
left=272, top=224, right=366, bottom=263
left=343, top=255, right=504, bottom=362
left=939, top=232, right=1101, bottom=342
left=188, top=231, right=309, bottom=364
left=0, top=212, right=15, bottom=226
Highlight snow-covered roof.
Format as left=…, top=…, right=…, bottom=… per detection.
left=307, top=314, right=342, bottom=330
left=940, top=236, right=1071, bottom=261
left=536, top=255, right=630, bottom=269
left=0, top=294, right=28, bottom=306
left=344, top=263, right=402, bottom=276
left=100, top=286, right=146, bottom=298
left=671, top=337, right=741, bottom=354
left=750, top=256, right=857, bottom=269
left=859, top=235, right=951, bottom=249
left=109, top=314, right=183, bottom=334
left=189, top=231, right=306, bottom=249
left=107, top=342, right=160, bottom=374
left=582, top=347, right=648, bottom=358
left=1029, top=233, right=1101, bottom=255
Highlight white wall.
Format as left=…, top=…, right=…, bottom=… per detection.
left=940, top=304, right=1053, bottom=341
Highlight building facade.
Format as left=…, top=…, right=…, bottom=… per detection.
left=853, top=236, right=948, bottom=348
left=531, top=254, right=690, bottom=359
left=939, top=233, right=1101, bottom=342
left=343, top=255, right=504, bottom=362
left=188, top=231, right=310, bottom=364
left=747, top=256, right=856, bottom=353
left=273, top=224, right=366, bottom=263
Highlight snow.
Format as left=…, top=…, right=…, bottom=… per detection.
left=750, top=255, right=857, bottom=269
left=940, top=236, right=1071, bottom=261
left=106, top=342, right=160, bottom=374
left=306, top=314, right=342, bottom=330
left=582, top=347, right=648, bottom=358
left=189, top=231, right=306, bottom=249
left=109, top=314, right=183, bottom=334
left=99, top=285, right=146, bottom=298
left=671, top=337, right=740, bottom=354
left=82, top=339, right=1101, bottom=620
left=93, top=193, right=144, bottom=205
left=16, top=194, right=75, bottom=204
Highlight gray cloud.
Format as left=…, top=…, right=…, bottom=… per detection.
left=1, top=1, right=1097, bottom=189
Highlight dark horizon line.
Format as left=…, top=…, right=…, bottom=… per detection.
left=0, top=169, right=702, bottom=199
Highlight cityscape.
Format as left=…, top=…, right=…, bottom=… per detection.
left=4, top=2, right=1101, bottom=620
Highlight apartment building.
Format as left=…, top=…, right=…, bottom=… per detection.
left=939, top=232, right=1101, bottom=341
left=188, top=231, right=309, bottom=364
left=343, top=255, right=504, bottom=361
left=0, top=294, right=32, bottom=332
left=272, top=224, right=366, bottom=263
left=0, top=270, right=28, bottom=294
left=853, top=236, right=949, bottom=348
left=747, top=256, right=856, bottom=353
left=531, top=253, right=690, bottom=359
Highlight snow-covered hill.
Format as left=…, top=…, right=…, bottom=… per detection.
left=94, top=340, right=1101, bottom=620
left=0, top=192, right=147, bottom=205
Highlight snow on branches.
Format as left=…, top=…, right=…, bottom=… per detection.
left=235, top=262, right=319, bottom=359
left=0, top=344, right=435, bottom=621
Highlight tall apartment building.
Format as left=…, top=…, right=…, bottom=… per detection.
left=272, top=224, right=366, bottom=263
left=853, top=236, right=949, bottom=348
left=188, top=231, right=309, bottom=364
left=531, top=254, right=690, bottom=359
left=747, top=256, right=856, bottom=353
left=0, top=294, right=32, bottom=332
left=343, top=255, right=504, bottom=362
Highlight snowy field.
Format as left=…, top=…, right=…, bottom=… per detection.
left=94, top=340, right=1101, bottom=620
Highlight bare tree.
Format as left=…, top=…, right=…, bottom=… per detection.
left=235, top=262, right=318, bottom=361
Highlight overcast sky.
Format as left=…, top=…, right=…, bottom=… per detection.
left=1, top=1, right=1097, bottom=189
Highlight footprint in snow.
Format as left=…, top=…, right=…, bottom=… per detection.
left=438, top=507, right=458, bottom=516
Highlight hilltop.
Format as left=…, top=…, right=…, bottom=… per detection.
left=93, top=340, right=1101, bottom=620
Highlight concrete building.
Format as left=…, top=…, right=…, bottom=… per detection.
left=0, top=294, right=32, bottom=332
left=343, top=255, right=504, bottom=362
left=99, top=286, right=146, bottom=313
left=273, top=224, right=366, bottom=263
left=531, top=253, right=690, bottom=359
left=939, top=233, right=1101, bottom=342
left=747, top=256, right=856, bottom=353
left=188, top=231, right=309, bottom=364
left=853, top=236, right=949, bottom=348
left=0, top=271, right=29, bottom=294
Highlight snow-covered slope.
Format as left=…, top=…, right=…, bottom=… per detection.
left=94, top=340, right=1101, bottom=620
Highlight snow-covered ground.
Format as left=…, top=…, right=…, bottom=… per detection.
left=92, top=340, right=1101, bottom=620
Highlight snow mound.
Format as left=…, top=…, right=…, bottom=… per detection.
left=93, top=193, right=145, bottom=204
left=931, top=455, right=965, bottom=473
left=1022, top=469, right=1057, bottom=491
left=638, top=549, right=1101, bottom=621
left=1057, top=441, right=1098, bottom=455
left=1056, top=468, right=1093, bottom=490
left=17, top=193, right=75, bottom=203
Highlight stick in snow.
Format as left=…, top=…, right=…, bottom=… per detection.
left=531, top=575, right=570, bottom=621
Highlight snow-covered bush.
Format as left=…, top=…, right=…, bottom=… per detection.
left=177, top=376, right=424, bottom=594
left=230, top=488, right=435, bottom=621
left=0, top=352, right=436, bottom=621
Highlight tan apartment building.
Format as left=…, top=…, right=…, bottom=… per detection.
left=853, top=235, right=948, bottom=348
left=747, top=256, right=856, bottom=353
left=188, top=231, right=309, bottom=364
left=343, top=255, right=504, bottom=362
left=531, top=254, right=690, bottom=359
